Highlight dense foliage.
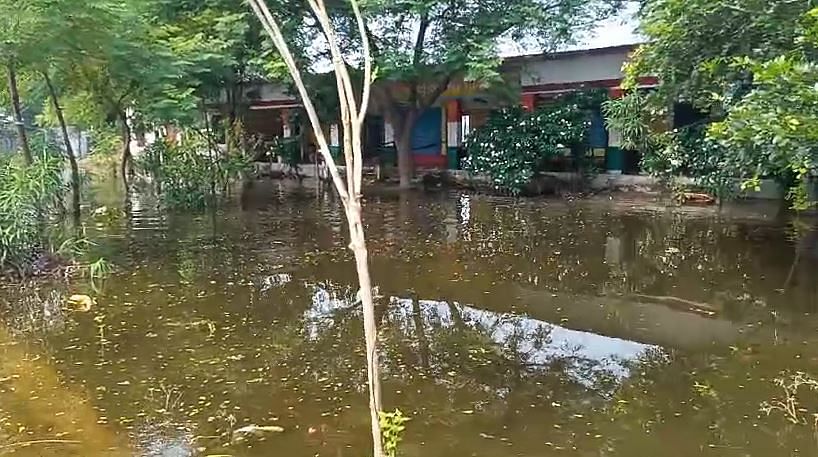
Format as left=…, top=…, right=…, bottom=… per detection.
left=465, top=101, right=590, bottom=193
left=138, top=136, right=250, bottom=210
left=0, top=153, right=63, bottom=272
left=608, top=0, right=818, bottom=207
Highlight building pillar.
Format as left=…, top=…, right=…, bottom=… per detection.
left=521, top=93, right=536, bottom=111
left=384, top=121, right=394, bottom=144
left=379, top=120, right=395, bottom=168
left=329, top=123, right=341, bottom=161
left=445, top=100, right=462, bottom=169
left=606, top=87, right=624, bottom=174
left=280, top=109, right=292, bottom=138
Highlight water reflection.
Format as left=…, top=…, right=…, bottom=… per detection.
left=385, top=298, right=657, bottom=387
left=1, top=183, right=817, bottom=456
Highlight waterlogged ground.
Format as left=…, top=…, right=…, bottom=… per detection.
left=1, top=181, right=818, bottom=456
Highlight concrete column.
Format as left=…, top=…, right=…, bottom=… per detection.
left=384, top=121, right=394, bottom=144
left=521, top=93, right=536, bottom=111
left=606, top=87, right=624, bottom=174
left=445, top=100, right=462, bottom=169
left=280, top=109, right=292, bottom=138
left=329, top=123, right=341, bottom=161
left=379, top=120, right=395, bottom=169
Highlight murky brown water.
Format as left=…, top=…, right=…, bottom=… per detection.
left=1, top=181, right=818, bottom=456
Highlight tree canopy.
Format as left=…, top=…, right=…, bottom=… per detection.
left=313, top=0, right=625, bottom=187
left=609, top=0, right=818, bottom=207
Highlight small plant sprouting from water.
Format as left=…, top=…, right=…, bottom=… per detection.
left=84, top=258, right=112, bottom=281
left=379, top=409, right=410, bottom=457
left=760, top=371, right=818, bottom=426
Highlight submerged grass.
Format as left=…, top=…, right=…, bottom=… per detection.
left=0, top=153, right=64, bottom=274
left=0, top=152, right=112, bottom=279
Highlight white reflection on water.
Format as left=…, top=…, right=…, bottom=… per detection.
left=306, top=283, right=659, bottom=387
left=389, top=298, right=657, bottom=385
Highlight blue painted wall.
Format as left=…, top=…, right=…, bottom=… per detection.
left=411, top=108, right=442, bottom=155
left=589, top=110, right=608, bottom=149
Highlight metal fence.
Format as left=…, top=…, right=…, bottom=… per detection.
left=0, top=122, right=90, bottom=158
left=0, top=125, right=17, bottom=153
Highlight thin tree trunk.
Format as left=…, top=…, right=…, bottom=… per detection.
left=7, top=62, right=32, bottom=165
left=44, top=71, right=81, bottom=220
left=248, top=2, right=384, bottom=456
left=346, top=198, right=384, bottom=420
left=118, top=111, right=132, bottom=190
left=201, top=104, right=217, bottom=199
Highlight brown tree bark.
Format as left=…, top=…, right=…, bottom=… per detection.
left=393, top=116, right=417, bottom=189
left=44, top=72, right=81, bottom=220
left=375, top=72, right=450, bottom=189
left=7, top=62, right=32, bottom=165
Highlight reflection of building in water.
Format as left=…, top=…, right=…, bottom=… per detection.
left=605, top=236, right=622, bottom=266
left=444, top=212, right=458, bottom=244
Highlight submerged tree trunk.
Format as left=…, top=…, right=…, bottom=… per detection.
left=411, top=297, right=431, bottom=370
left=44, top=72, right=81, bottom=220
left=382, top=102, right=420, bottom=190
left=7, top=62, right=32, bottom=165
left=118, top=111, right=132, bottom=190
left=395, top=124, right=414, bottom=189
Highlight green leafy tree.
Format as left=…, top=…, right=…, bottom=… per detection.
left=0, top=0, right=46, bottom=164
left=615, top=0, right=818, bottom=206
left=149, top=0, right=303, bottom=151
left=320, top=0, right=624, bottom=188
left=1, top=0, right=104, bottom=216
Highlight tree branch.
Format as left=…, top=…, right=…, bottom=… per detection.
left=413, top=11, right=430, bottom=68
left=409, top=11, right=431, bottom=107
left=352, top=0, right=372, bottom=127
left=420, top=74, right=452, bottom=111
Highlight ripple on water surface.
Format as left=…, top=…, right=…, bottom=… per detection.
left=1, top=183, right=817, bottom=456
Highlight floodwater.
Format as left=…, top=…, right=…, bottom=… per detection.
left=1, top=180, right=818, bottom=457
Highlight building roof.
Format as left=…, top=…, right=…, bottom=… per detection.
left=503, top=43, right=642, bottom=64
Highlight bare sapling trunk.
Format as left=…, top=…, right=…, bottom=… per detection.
left=200, top=102, right=218, bottom=198
left=44, top=71, right=81, bottom=220
left=247, top=1, right=384, bottom=456
left=7, top=62, right=32, bottom=166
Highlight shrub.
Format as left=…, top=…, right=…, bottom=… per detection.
left=137, top=134, right=250, bottom=210
left=465, top=100, right=591, bottom=194
left=0, top=153, right=65, bottom=273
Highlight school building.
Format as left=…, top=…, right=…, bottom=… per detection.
left=219, top=44, right=657, bottom=175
